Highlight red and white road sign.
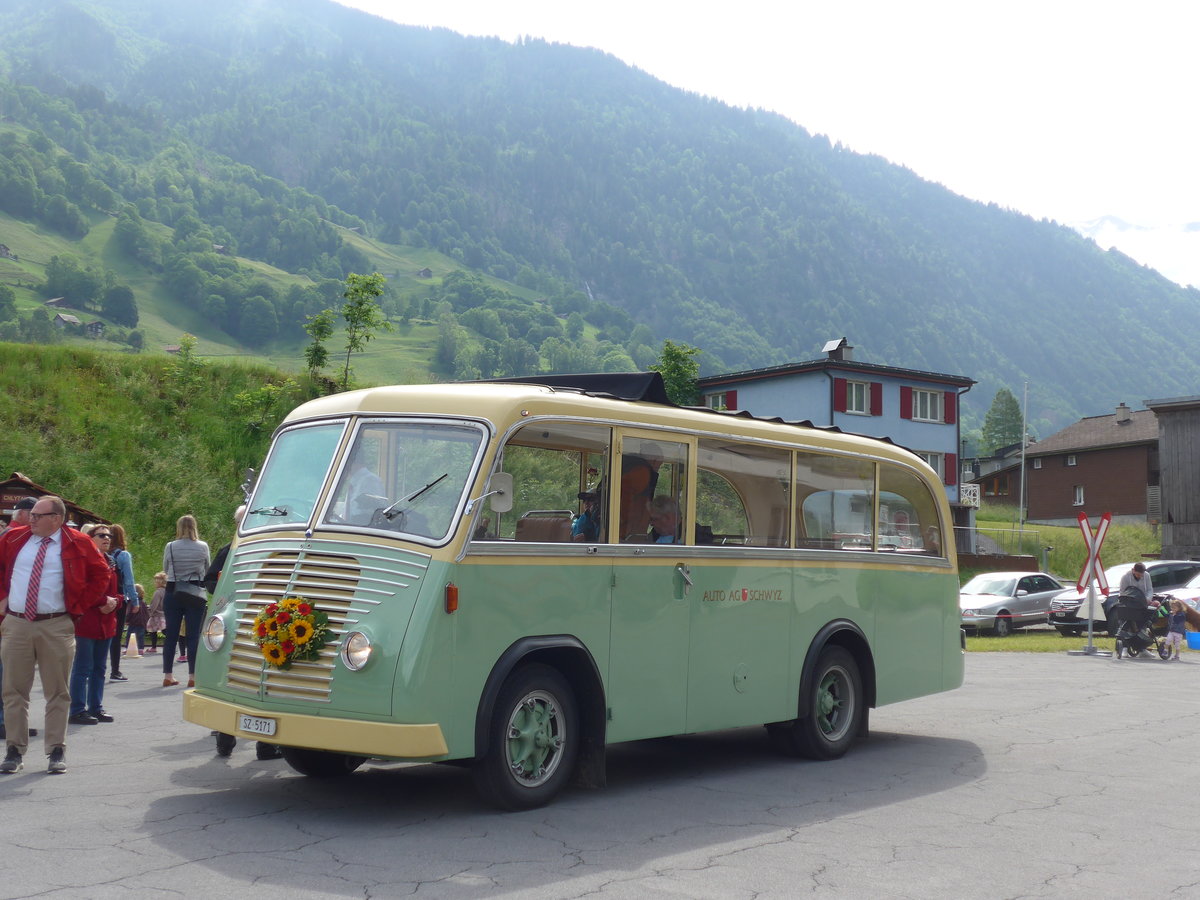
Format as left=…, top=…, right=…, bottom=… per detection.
left=1076, top=512, right=1111, bottom=594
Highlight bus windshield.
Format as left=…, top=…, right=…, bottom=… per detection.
left=321, top=420, right=485, bottom=542
left=244, top=421, right=346, bottom=529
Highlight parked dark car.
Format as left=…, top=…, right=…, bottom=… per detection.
left=960, top=572, right=1066, bottom=636
left=1048, top=560, right=1200, bottom=636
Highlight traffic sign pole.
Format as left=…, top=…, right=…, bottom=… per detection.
left=1069, top=512, right=1112, bottom=658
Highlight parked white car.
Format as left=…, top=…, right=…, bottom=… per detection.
left=960, top=572, right=1066, bottom=636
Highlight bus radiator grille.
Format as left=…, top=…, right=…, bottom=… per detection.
left=219, top=538, right=430, bottom=701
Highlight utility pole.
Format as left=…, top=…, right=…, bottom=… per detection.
left=1018, top=381, right=1029, bottom=551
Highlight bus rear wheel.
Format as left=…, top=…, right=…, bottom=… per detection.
left=280, top=747, right=366, bottom=778
left=473, top=663, right=578, bottom=811
left=770, top=646, right=864, bottom=761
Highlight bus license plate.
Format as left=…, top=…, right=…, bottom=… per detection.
left=238, top=714, right=277, bottom=736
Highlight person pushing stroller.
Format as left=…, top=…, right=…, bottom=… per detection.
left=1113, top=562, right=1162, bottom=660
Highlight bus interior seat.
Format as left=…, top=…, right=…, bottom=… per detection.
left=515, top=510, right=574, bottom=542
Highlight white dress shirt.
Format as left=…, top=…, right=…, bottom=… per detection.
left=8, top=529, right=67, bottom=614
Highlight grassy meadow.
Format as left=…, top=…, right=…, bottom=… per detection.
left=0, top=343, right=321, bottom=589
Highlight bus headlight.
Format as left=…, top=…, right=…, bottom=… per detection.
left=202, top=615, right=227, bottom=652
left=340, top=631, right=372, bottom=670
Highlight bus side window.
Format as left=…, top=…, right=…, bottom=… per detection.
left=495, top=423, right=611, bottom=542
left=697, top=438, right=790, bottom=547
left=619, top=437, right=688, bottom=542
left=796, top=453, right=874, bottom=550
left=878, top=463, right=944, bottom=557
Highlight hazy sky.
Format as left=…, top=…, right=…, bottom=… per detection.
left=335, top=1, right=1198, bottom=240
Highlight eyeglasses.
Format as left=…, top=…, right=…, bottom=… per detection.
left=29, top=512, right=62, bottom=521
left=93, top=533, right=112, bottom=539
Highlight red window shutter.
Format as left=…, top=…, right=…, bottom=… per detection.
left=944, top=391, right=957, bottom=424
left=944, top=453, right=957, bottom=486
left=900, top=386, right=913, bottom=420
left=833, top=378, right=847, bottom=413
left=870, top=382, right=883, bottom=416
left=724, top=390, right=737, bottom=410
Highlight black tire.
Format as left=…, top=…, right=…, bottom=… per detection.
left=473, top=663, right=579, bottom=811
left=255, top=741, right=284, bottom=760
left=1158, top=642, right=1172, bottom=660
left=280, top=747, right=365, bottom=778
left=214, top=733, right=236, bottom=757
left=992, top=614, right=1013, bottom=637
left=773, top=646, right=864, bottom=761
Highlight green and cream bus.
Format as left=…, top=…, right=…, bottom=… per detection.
left=184, top=374, right=963, bottom=809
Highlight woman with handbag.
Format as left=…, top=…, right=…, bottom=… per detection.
left=107, top=524, right=138, bottom=681
left=161, top=515, right=210, bottom=688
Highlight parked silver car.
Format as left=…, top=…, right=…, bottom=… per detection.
left=960, top=572, right=1066, bottom=636
left=1047, top=560, right=1200, bottom=636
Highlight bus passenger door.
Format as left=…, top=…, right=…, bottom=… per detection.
left=606, top=432, right=692, bottom=742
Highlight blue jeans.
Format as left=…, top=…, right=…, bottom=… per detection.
left=70, top=636, right=111, bottom=715
left=162, top=589, right=203, bottom=675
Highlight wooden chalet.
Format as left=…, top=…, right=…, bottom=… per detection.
left=0, top=472, right=108, bottom=528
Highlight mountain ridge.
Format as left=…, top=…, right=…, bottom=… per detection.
left=1, top=0, right=1198, bottom=435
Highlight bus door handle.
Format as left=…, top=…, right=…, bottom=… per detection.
left=675, top=563, right=693, bottom=596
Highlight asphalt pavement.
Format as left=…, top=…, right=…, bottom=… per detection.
left=2, top=647, right=1198, bottom=898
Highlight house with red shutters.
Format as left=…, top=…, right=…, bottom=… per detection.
left=696, top=338, right=976, bottom=506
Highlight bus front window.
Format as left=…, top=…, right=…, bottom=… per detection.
left=244, top=422, right=346, bottom=530
left=322, top=421, right=485, bottom=543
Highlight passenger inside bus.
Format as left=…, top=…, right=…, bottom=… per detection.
left=647, top=495, right=680, bottom=543
left=619, top=443, right=662, bottom=537
left=571, top=492, right=600, bottom=542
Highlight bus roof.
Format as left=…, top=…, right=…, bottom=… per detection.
left=282, top=373, right=920, bottom=465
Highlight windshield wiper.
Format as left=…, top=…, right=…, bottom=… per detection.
left=382, top=473, right=448, bottom=520
left=248, top=505, right=288, bottom=517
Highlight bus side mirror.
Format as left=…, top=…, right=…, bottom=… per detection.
left=488, top=472, right=514, bottom=513
left=466, top=472, right=514, bottom=516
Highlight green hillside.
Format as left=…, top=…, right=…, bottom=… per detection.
left=0, top=342, right=317, bottom=586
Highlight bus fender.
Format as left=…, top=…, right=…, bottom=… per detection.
left=474, top=635, right=608, bottom=789
left=796, top=620, right=876, bottom=735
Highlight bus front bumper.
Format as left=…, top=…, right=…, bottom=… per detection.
left=182, top=691, right=450, bottom=759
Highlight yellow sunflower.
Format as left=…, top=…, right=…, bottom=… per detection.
left=291, top=619, right=314, bottom=645
left=262, top=642, right=286, bottom=665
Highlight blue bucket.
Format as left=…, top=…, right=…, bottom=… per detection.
left=1186, top=632, right=1200, bottom=651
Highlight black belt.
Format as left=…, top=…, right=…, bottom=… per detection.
left=6, top=611, right=69, bottom=621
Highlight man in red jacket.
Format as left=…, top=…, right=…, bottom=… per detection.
left=0, top=496, right=112, bottom=774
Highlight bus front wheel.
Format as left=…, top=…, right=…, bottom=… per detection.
left=473, top=663, right=579, bottom=811
left=280, top=747, right=366, bottom=778
left=770, top=646, right=864, bottom=761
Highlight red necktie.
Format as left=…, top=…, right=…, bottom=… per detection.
left=24, top=536, right=52, bottom=621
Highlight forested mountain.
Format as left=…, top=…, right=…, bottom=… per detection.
left=0, top=0, right=1197, bottom=433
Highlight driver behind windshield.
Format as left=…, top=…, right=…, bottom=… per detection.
left=343, top=456, right=386, bottom=524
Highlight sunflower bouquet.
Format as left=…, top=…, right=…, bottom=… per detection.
left=252, top=596, right=332, bottom=670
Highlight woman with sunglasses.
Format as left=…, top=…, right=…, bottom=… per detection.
left=67, top=526, right=121, bottom=725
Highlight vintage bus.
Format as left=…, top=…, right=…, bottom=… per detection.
left=184, top=374, right=963, bottom=809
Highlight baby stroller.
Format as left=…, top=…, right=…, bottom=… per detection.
left=1113, top=593, right=1171, bottom=660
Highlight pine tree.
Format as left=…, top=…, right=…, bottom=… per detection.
left=981, top=388, right=1024, bottom=454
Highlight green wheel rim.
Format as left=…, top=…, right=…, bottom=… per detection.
left=815, top=664, right=854, bottom=741
left=504, top=688, right=566, bottom=788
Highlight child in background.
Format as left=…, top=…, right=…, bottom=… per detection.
left=1165, top=597, right=1187, bottom=660
left=144, top=572, right=167, bottom=654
